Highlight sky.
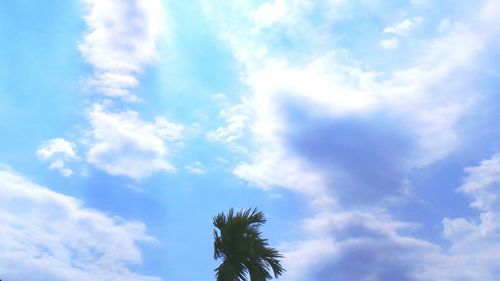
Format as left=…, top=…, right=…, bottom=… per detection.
left=0, top=0, right=500, bottom=280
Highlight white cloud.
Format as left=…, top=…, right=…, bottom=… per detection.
left=184, top=161, right=206, bottom=175
left=458, top=153, right=500, bottom=211
left=412, top=102, right=469, bottom=166
left=252, top=0, right=287, bottom=28
left=86, top=103, right=183, bottom=180
left=201, top=0, right=348, bottom=71
left=203, top=2, right=500, bottom=279
left=429, top=152, right=500, bottom=280
left=380, top=37, right=399, bottom=49
left=79, top=0, right=165, bottom=101
left=235, top=0, right=500, bottom=198
left=234, top=146, right=329, bottom=201
left=0, top=166, right=160, bottom=281
left=284, top=205, right=500, bottom=281
left=54, top=0, right=187, bottom=181
left=37, top=138, right=79, bottom=177
left=246, top=52, right=380, bottom=119
left=282, top=210, right=439, bottom=281
left=231, top=36, right=477, bottom=190
left=206, top=97, right=252, bottom=143
left=383, top=17, right=423, bottom=37
left=281, top=238, right=337, bottom=280
left=76, top=0, right=186, bottom=180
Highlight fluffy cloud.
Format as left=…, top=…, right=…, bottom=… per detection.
left=203, top=1, right=500, bottom=280
left=431, top=152, right=500, bottom=280
left=79, top=0, right=165, bottom=101
left=203, top=0, right=500, bottom=203
left=282, top=211, right=438, bottom=281
left=280, top=152, right=500, bottom=281
left=442, top=153, right=500, bottom=248
left=280, top=238, right=336, bottom=281
left=230, top=47, right=462, bottom=204
left=0, top=165, right=160, bottom=281
left=458, top=153, right=500, bottom=211
left=37, top=138, right=79, bottom=177
left=234, top=145, right=329, bottom=202
left=75, top=0, right=186, bottom=180
left=86, top=103, right=183, bottom=180
left=284, top=185, right=500, bottom=281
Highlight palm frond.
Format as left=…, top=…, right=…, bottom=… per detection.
left=213, top=208, right=285, bottom=281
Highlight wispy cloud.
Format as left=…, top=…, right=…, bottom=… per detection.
left=383, top=17, right=423, bottom=37
left=184, top=161, right=207, bottom=175
left=0, top=166, right=160, bottom=281
left=380, top=37, right=399, bottom=49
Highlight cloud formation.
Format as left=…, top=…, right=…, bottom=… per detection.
left=0, top=165, right=160, bottom=281
left=380, top=37, right=399, bottom=49
left=204, top=0, right=500, bottom=201
left=284, top=174, right=500, bottom=281
left=79, top=0, right=165, bottom=101
left=37, top=138, right=79, bottom=176
left=203, top=0, right=500, bottom=280
left=458, top=153, right=500, bottom=211
left=206, top=96, right=252, bottom=144
left=282, top=211, right=438, bottom=281
left=86, top=103, right=183, bottom=180
left=41, top=0, right=185, bottom=180
left=383, top=17, right=423, bottom=37
left=434, top=152, right=500, bottom=280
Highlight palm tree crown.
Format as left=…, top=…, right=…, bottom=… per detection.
left=213, top=208, right=285, bottom=281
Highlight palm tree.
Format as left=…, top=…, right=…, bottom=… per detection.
left=213, top=208, right=285, bottom=281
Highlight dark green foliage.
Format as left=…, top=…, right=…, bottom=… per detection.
left=213, top=208, right=285, bottom=281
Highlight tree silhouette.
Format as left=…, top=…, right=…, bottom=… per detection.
left=213, top=208, right=285, bottom=281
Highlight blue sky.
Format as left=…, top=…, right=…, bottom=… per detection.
left=1, top=0, right=500, bottom=280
